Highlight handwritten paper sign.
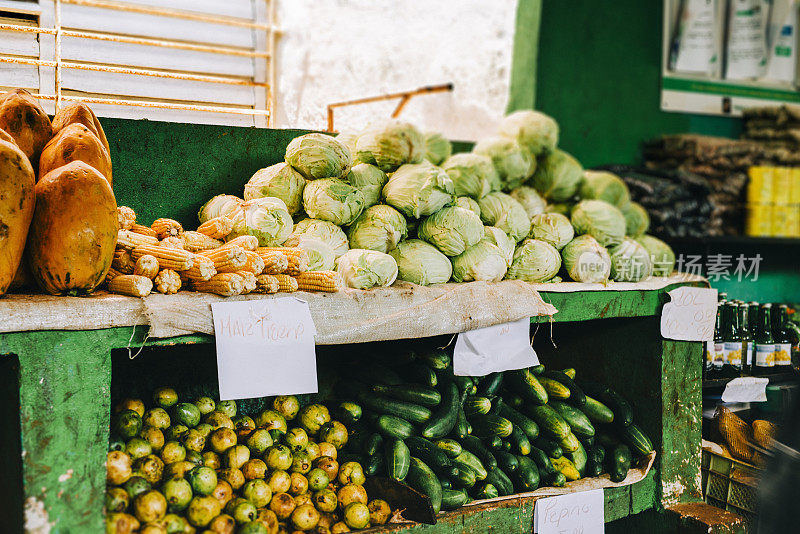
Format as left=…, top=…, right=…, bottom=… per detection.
left=660, top=287, right=718, bottom=341
left=212, top=298, right=318, bottom=401
left=453, top=317, right=539, bottom=377
left=722, top=376, right=769, bottom=403
left=533, top=489, right=604, bottom=534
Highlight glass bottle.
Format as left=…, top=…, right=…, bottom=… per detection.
left=774, top=304, right=793, bottom=368
left=755, top=304, right=776, bottom=376
left=738, top=303, right=753, bottom=376
left=722, top=302, right=742, bottom=377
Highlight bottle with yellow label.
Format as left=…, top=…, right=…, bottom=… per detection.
left=722, top=302, right=742, bottom=377
left=773, top=304, right=793, bottom=368
left=755, top=304, right=776, bottom=375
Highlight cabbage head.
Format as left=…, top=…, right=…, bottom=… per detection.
left=336, top=249, right=398, bottom=289
left=198, top=194, right=243, bottom=224
left=483, top=226, right=515, bottom=266
left=285, top=133, right=352, bottom=180
left=244, top=163, right=306, bottom=214
left=346, top=204, right=408, bottom=253
left=451, top=240, right=508, bottom=282
left=227, top=197, right=293, bottom=246
left=302, top=178, right=365, bottom=226
left=620, top=201, right=650, bottom=237
left=441, top=153, right=500, bottom=199
left=506, top=239, right=561, bottom=282
left=382, top=161, right=454, bottom=219
left=418, top=206, right=484, bottom=256
left=472, top=136, right=535, bottom=190
left=545, top=203, right=574, bottom=216
left=289, top=218, right=349, bottom=257
left=498, top=110, right=559, bottom=156
left=510, top=186, right=547, bottom=219
left=290, top=235, right=336, bottom=271
left=345, top=163, right=388, bottom=209
left=570, top=199, right=626, bottom=247
left=424, top=131, right=452, bottom=165
left=529, top=213, right=574, bottom=250
left=336, top=131, right=360, bottom=156
left=609, top=238, right=653, bottom=282
left=355, top=120, right=425, bottom=172
left=532, top=149, right=583, bottom=202
left=579, top=170, right=630, bottom=208
left=636, top=235, right=675, bottom=277
left=477, top=192, right=531, bottom=242
left=455, top=196, right=481, bottom=218
left=389, top=239, right=452, bottom=285
left=561, top=235, right=612, bottom=283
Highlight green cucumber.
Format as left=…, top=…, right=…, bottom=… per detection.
left=505, top=394, right=524, bottom=409
left=561, top=368, right=576, bottom=379
left=452, top=404, right=470, bottom=440
left=358, top=392, right=432, bottom=425
left=374, top=415, right=415, bottom=440
left=528, top=446, right=557, bottom=480
left=421, top=381, right=460, bottom=439
left=334, top=402, right=362, bottom=426
left=441, top=488, right=469, bottom=510
left=585, top=459, right=603, bottom=477
left=541, top=370, right=586, bottom=407
left=440, top=478, right=452, bottom=490
left=550, top=401, right=595, bottom=439
left=549, top=471, right=567, bottom=487
left=365, top=453, right=383, bottom=476
left=386, top=439, right=410, bottom=481
left=508, top=426, right=531, bottom=456
left=583, top=384, right=632, bottom=427
left=484, top=466, right=513, bottom=496
left=493, top=450, right=519, bottom=473
left=452, top=467, right=476, bottom=489
left=450, top=375, right=477, bottom=396
left=452, top=450, right=487, bottom=480
left=532, top=437, right=563, bottom=459
left=617, top=424, right=654, bottom=457
left=363, top=432, right=384, bottom=456
left=566, top=441, right=587, bottom=476
left=530, top=364, right=545, bottom=375
left=501, top=440, right=511, bottom=451
left=550, top=456, right=580, bottom=481
left=579, top=396, right=614, bottom=424
left=606, top=443, right=632, bottom=483
left=420, top=349, right=451, bottom=371
left=458, top=435, right=498, bottom=469
left=434, top=439, right=463, bottom=459
left=507, top=368, right=548, bottom=405
left=512, top=455, right=540, bottom=493
left=463, top=396, right=492, bottom=417
left=588, top=444, right=605, bottom=466
left=469, top=414, right=513, bottom=439
left=496, top=402, right=539, bottom=442
left=477, top=372, right=504, bottom=397
left=406, top=457, right=443, bottom=513
left=372, top=384, right=442, bottom=408
left=525, top=405, right=571, bottom=440
left=558, top=432, right=581, bottom=453
left=473, top=483, right=499, bottom=500
left=538, top=377, right=571, bottom=400
left=406, top=437, right=454, bottom=478
left=400, top=363, right=438, bottom=388
left=484, top=435, right=503, bottom=451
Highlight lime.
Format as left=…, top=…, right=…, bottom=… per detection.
left=217, top=400, right=237, bottom=418
left=171, top=403, right=201, bottom=428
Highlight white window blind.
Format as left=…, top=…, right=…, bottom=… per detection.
left=0, top=0, right=275, bottom=127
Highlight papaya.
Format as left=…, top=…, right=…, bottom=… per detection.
left=0, top=89, right=53, bottom=168
left=51, top=102, right=110, bottom=155
left=26, top=161, right=117, bottom=295
left=39, top=123, right=112, bottom=186
left=0, top=139, right=36, bottom=295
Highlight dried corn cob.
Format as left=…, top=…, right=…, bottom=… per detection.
left=117, top=229, right=159, bottom=250
left=104, top=267, right=124, bottom=283
left=199, top=245, right=247, bottom=272
left=260, top=251, right=289, bottom=275
left=181, top=231, right=223, bottom=253
left=255, top=274, right=280, bottom=294
left=183, top=255, right=217, bottom=281
left=242, top=251, right=266, bottom=275
left=108, top=274, right=153, bottom=297
left=256, top=247, right=309, bottom=276
left=151, top=218, right=183, bottom=239
left=112, top=249, right=135, bottom=274
left=159, top=236, right=185, bottom=249
left=223, top=235, right=259, bottom=251
left=192, top=273, right=245, bottom=297
left=117, top=206, right=136, bottom=230
left=154, top=269, right=182, bottom=294
left=134, top=254, right=160, bottom=279
left=131, top=223, right=158, bottom=238
left=236, top=270, right=257, bottom=294
left=274, top=274, right=299, bottom=293
left=197, top=216, right=234, bottom=240
left=295, top=271, right=342, bottom=292
left=132, top=244, right=194, bottom=271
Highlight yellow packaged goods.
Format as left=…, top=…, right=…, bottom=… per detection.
left=787, top=205, right=800, bottom=237
left=747, top=166, right=773, bottom=204
left=181, top=231, right=223, bottom=252
left=39, top=123, right=112, bottom=185
left=792, top=169, right=800, bottom=204
left=295, top=271, right=342, bottom=292
left=745, top=204, right=772, bottom=237
left=254, top=274, right=280, bottom=294
left=771, top=205, right=793, bottom=237
left=772, top=167, right=792, bottom=205
left=133, top=255, right=160, bottom=279
left=130, top=223, right=158, bottom=238
left=151, top=218, right=183, bottom=239
left=197, top=216, right=233, bottom=240
left=0, top=138, right=35, bottom=296
left=112, top=249, right=135, bottom=274
left=116, top=229, right=158, bottom=250
left=131, top=244, right=194, bottom=271
left=154, top=269, right=181, bottom=294
left=117, top=206, right=136, bottom=230
left=192, top=272, right=245, bottom=296
left=716, top=406, right=753, bottom=462
left=0, top=89, right=53, bottom=167
left=182, top=255, right=216, bottom=281
left=108, top=274, right=152, bottom=298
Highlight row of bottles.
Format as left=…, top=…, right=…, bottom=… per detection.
left=704, top=292, right=800, bottom=379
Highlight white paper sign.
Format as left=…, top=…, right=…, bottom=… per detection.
left=212, top=298, right=318, bottom=401
left=722, top=376, right=769, bottom=403
left=534, top=489, right=604, bottom=533
left=660, top=287, right=718, bottom=341
left=453, top=317, right=539, bottom=377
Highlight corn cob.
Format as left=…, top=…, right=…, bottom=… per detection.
left=104, top=267, right=124, bottom=283
left=181, top=231, right=223, bottom=253
left=199, top=245, right=247, bottom=272
left=192, top=273, right=245, bottom=297
left=154, top=269, right=182, bottom=294
left=159, top=236, right=185, bottom=249
left=256, top=247, right=309, bottom=275
left=295, top=270, right=342, bottom=292
left=130, top=223, right=158, bottom=238
left=241, top=251, right=266, bottom=275
left=236, top=270, right=257, bottom=294
left=260, top=251, right=289, bottom=275
left=183, top=255, right=217, bottom=281
left=117, top=229, right=159, bottom=250
left=134, top=254, right=160, bottom=279
left=274, top=274, right=299, bottom=293
left=197, top=216, right=234, bottom=240
left=117, top=206, right=136, bottom=230
left=223, top=235, right=259, bottom=251
left=132, top=244, right=194, bottom=271
left=112, top=248, right=136, bottom=274
left=151, top=218, right=183, bottom=239
left=108, top=274, right=153, bottom=297
left=255, top=274, right=280, bottom=294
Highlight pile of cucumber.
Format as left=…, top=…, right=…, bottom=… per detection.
left=332, top=350, right=654, bottom=514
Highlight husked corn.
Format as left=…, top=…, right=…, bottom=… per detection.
left=108, top=274, right=153, bottom=298
left=117, top=206, right=136, bottom=230
left=154, top=269, right=182, bottom=294
left=183, top=255, right=217, bottom=281
left=257, top=247, right=309, bottom=275
left=199, top=245, right=247, bottom=272
left=274, top=274, right=299, bottom=293
left=159, top=236, right=185, bottom=249
left=132, top=244, right=194, bottom=271
left=134, top=254, right=160, bottom=279
left=223, top=235, right=259, bottom=251
left=197, top=216, right=234, bottom=240
left=242, top=251, right=266, bottom=275
left=192, top=273, right=245, bottom=297
left=104, top=267, right=124, bottom=283
left=117, top=229, right=159, bottom=250
left=255, top=274, right=280, bottom=294
left=259, top=251, right=288, bottom=275
left=236, top=270, right=257, bottom=294
left=112, top=248, right=135, bottom=274
left=295, top=270, right=342, bottom=292
left=130, top=223, right=158, bottom=238
left=151, top=218, right=183, bottom=239
left=181, top=231, right=223, bottom=253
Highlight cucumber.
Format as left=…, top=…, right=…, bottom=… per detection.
left=512, top=455, right=540, bottom=492
left=421, top=381, right=460, bottom=439
left=334, top=402, right=362, bottom=426
left=372, top=384, right=442, bottom=408
left=484, top=435, right=503, bottom=451
left=579, top=396, right=614, bottom=424
left=441, top=488, right=469, bottom=510
left=537, top=377, right=571, bottom=400
left=493, top=450, right=519, bottom=473
left=505, top=394, right=524, bottom=409
left=420, top=349, right=451, bottom=371
left=399, top=363, right=438, bottom=388
left=484, top=466, right=513, bottom=496
left=588, top=444, right=606, bottom=466
left=386, top=439, right=410, bottom=481
left=579, top=436, right=595, bottom=448
left=469, top=414, right=513, bottom=439
left=365, top=453, right=383, bottom=476
left=406, top=437, right=454, bottom=478
left=440, top=477, right=452, bottom=490
left=496, top=402, right=539, bottom=442
left=452, top=466, right=476, bottom=489
left=358, top=392, right=432, bottom=425
left=406, top=457, right=443, bottom=513
left=434, top=439, right=463, bottom=459
left=530, top=364, right=545, bottom=375
left=473, top=483, right=499, bottom=500
left=463, top=396, right=493, bottom=417
left=501, top=440, right=511, bottom=452
left=506, top=368, right=548, bottom=405
left=550, top=456, right=580, bottom=481
left=606, top=444, right=632, bottom=483
left=549, top=471, right=567, bottom=487
left=566, top=441, right=587, bottom=475
left=452, top=404, right=470, bottom=440
left=532, top=437, right=563, bottom=459
left=528, top=446, right=557, bottom=480
left=477, top=372, right=504, bottom=397
left=583, top=384, right=632, bottom=427
left=363, top=432, right=384, bottom=456
left=452, top=450, right=487, bottom=480
left=374, top=415, right=416, bottom=440
left=458, top=435, right=498, bottom=469
left=541, top=370, right=586, bottom=407
left=617, top=424, right=654, bottom=457
left=550, top=401, right=595, bottom=439
left=508, top=426, right=531, bottom=456
left=525, top=405, right=571, bottom=440
left=561, top=368, right=576, bottom=379
left=558, top=432, right=581, bottom=453
left=585, top=459, right=603, bottom=477
left=452, top=375, right=477, bottom=396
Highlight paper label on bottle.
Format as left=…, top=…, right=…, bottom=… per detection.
left=714, top=342, right=725, bottom=366
left=746, top=342, right=754, bottom=366
left=723, top=342, right=742, bottom=366
left=775, top=343, right=792, bottom=366
left=756, top=343, right=775, bottom=367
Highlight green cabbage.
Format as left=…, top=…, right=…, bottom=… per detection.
left=451, top=240, right=509, bottom=282
left=498, top=110, right=559, bottom=156
left=354, top=120, right=425, bottom=172
left=336, top=131, right=360, bottom=156
left=441, top=153, right=500, bottom=199
left=609, top=238, right=653, bottom=282
left=346, top=204, right=408, bottom=253
left=455, top=196, right=481, bottom=218
left=506, top=239, right=562, bottom=282
left=289, top=218, right=349, bottom=257
left=345, top=163, right=388, bottom=209
left=335, top=249, right=398, bottom=289
left=243, top=163, right=306, bottom=214
left=302, top=178, right=365, bottom=226
left=424, top=131, right=452, bottom=165
left=482, top=226, right=515, bottom=266
left=198, top=194, right=243, bottom=223
left=545, top=203, right=574, bottom=216
left=389, top=239, right=453, bottom=285
left=579, top=170, right=630, bottom=207
left=561, top=235, right=612, bottom=283
left=620, top=201, right=650, bottom=237
left=532, top=149, right=583, bottom=202
left=509, top=186, right=547, bottom=219
left=477, top=192, right=531, bottom=242
left=227, top=197, right=293, bottom=246
left=635, top=235, right=675, bottom=277
left=290, top=235, right=336, bottom=271
left=418, top=206, right=484, bottom=256
left=472, top=136, right=535, bottom=190
left=570, top=199, right=626, bottom=247
left=285, top=133, right=352, bottom=180
left=382, top=161, right=455, bottom=219
left=529, top=213, right=574, bottom=250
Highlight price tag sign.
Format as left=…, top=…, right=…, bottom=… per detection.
left=660, top=287, right=718, bottom=341
left=212, top=297, right=318, bottom=400
left=533, top=489, right=604, bottom=533
left=453, top=317, right=539, bottom=377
